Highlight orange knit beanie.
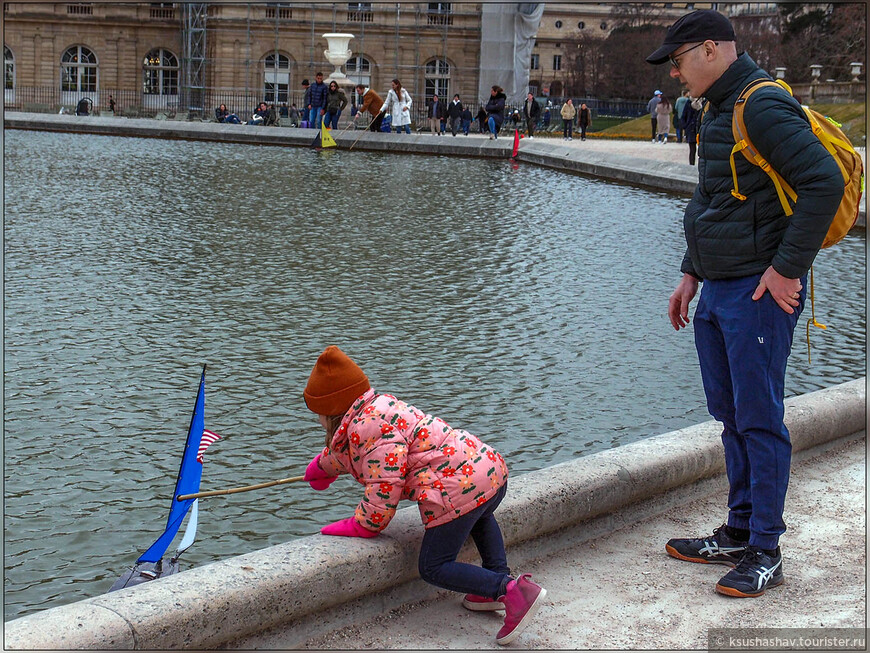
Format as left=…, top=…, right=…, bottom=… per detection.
left=303, top=345, right=371, bottom=416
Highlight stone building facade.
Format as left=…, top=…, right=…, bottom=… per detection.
left=5, top=2, right=761, bottom=116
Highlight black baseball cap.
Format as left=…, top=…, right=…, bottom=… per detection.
left=646, top=10, right=736, bottom=65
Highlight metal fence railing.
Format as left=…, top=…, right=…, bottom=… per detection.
left=6, top=86, right=650, bottom=131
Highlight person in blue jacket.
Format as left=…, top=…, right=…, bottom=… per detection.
left=305, top=72, right=329, bottom=129
left=648, top=9, right=843, bottom=599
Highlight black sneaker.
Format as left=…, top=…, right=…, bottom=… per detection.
left=715, top=546, right=784, bottom=597
left=665, top=525, right=748, bottom=566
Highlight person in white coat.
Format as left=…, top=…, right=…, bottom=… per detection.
left=379, top=78, right=413, bottom=134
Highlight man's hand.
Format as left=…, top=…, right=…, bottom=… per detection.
left=752, top=266, right=802, bottom=314
left=668, top=273, right=699, bottom=331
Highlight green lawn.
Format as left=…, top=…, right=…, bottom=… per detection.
left=594, top=102, right=866, bottom=145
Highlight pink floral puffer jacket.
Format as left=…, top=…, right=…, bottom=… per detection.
left=317, top=389, right=508, bottom=533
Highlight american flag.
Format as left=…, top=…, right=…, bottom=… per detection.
left=197, top=429, right=221, bottom=464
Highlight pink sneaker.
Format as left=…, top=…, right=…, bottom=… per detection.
left=462, top=594, right=505, bottom=611
left=495, top=574, right=547, bottom=646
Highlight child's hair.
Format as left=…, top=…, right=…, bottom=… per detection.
left=323, top=414, right=344, bottom=448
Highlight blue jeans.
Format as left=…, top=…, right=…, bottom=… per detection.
left=308, top=108, right=323, bottom=129
left=693, top=273, right=806, bottom=550
left=323, top=109, right=341, bottom=130
left=418, top=483, right=510, bottom=599
left=487, top=116, right=498, bottom=136
left=394, top=123, right=411, bottom=134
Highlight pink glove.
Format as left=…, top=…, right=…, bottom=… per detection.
left=303, top=454, right=338, bottom=491
left=321, top=516, right=379, bottom=538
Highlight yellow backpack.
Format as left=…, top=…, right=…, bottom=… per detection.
left=728, top=78, right=865, bottom=361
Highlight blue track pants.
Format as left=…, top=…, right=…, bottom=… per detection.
left=693, top=273, right=806, bottom=550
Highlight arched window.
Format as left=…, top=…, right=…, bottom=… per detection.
left=143, top=48, right=179, bottom=96
left=61, top=45, right=97, bottom=93
left=4, top=46, right=13, bottom=91
left=263, top=52, right=290, bottom=103
left=346, top=55, right=371, bottom=104
left=424, top=58, right=450, bottom=101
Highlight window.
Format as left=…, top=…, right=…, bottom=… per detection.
left=424, top=58, right=450, bottom=101
left=530, top=53, right=539, bottom=70
left=143, top=48, right=178, bottom=95
left=265, top=4, right=291, bottom=19
left=150, top=3, right=174, bottom=19
left=427, top=2, right=452, bottom=25
left=555, top=20, right=562, bottom=28
left=5, top=46, right=13, bottom=91
left=553, top=54, right=562, bottom=71
left=346, top=55, right=371, bottom=104
left=347, top=2, right=372, bottom=21
left=263, top=52, right=290, bottom=103
left=61, top=45, right=98, bottom=92
left=66, top=3, right=93, bottom=15
left=578, top=21, right=585, bottom=29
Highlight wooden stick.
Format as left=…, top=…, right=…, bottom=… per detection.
left=349, top=114, right=379, bottom=150
left=177, top=475, right=305, bottom=501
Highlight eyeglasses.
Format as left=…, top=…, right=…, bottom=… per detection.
left=669, top=42, right=708, bottom=69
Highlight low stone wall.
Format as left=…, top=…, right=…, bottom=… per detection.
left=4, top=378, right=864, bottom=650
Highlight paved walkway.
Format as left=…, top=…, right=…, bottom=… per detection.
left=300, top=435, right=865, bottom=650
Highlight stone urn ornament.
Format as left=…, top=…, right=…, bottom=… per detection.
left=323, top=33, right=355, bottom=86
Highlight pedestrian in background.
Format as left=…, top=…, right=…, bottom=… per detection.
left=323, top=80, right=348, bottom=130
left=447, top=94, right=464, bottom=136
left=682, top=95, right=703, bottom=164
left=523, top=92, right=540, bottom=138
left=356, top=84, right=385, bottom=132
left=427, top=94, right=446, bottom=135
left=655, top=94, right=672, bottom=143
left=560, top=98, right=576, bottom=140
left=484, top=85, right=506, bottom=139
left=674, top=90, right=690, bottom=142
left=306, top=72, right=329, bottom=128
left=380, top=79, right=413, bottom=134
left=577, top=102, right=592, bottom=141
left=476, top=106, right=488, bottom=133
left=647, top=89, right=662, bottom=142
left=460, top=105, right=472, bottom=135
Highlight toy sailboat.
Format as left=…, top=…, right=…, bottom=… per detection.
left=109, top=365, right=219, bottom=592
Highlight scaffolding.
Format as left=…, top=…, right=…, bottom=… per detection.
left=181, top=3, right=208, bottom=117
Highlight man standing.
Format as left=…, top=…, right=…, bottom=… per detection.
left=355, top=84, right=385, bottom=132
left=523, top=92, right=540, bottom=138
left=306, top=72, right=328, bottom=129
left=447, top=94, right=464, bottom=136
left=674, top=89, right=690, bottom=142
left=646, top=90, right=662, bottom=142
left=649, top=10, right=842, bottom=598
left=427, top=94, right=446, bottom=135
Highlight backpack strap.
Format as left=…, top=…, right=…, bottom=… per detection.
left=730, top=79, right=797, bottom=215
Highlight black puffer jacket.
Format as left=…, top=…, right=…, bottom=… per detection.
left=682, top=53, right=843, bottom=281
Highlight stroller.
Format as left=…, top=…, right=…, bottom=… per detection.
left=75, top=97, right=93, bottom=116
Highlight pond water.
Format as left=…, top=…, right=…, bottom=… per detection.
left=4, top=130, right=865, bottom=620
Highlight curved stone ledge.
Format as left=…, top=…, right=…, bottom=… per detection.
left=5, top=378, right=864, bottom=650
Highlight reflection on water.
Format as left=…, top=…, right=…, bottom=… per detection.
left=4, top=130, right=865, bottom=619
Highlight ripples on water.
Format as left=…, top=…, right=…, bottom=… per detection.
left=4, top=130, right=865, bottom=619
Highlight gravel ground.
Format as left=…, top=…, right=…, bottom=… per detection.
left=301, top=435, right=866, bottom=650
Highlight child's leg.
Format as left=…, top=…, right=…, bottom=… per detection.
left=470, top=511, right=510, bottom=576
left=418, top=485, right=510, bottom=599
